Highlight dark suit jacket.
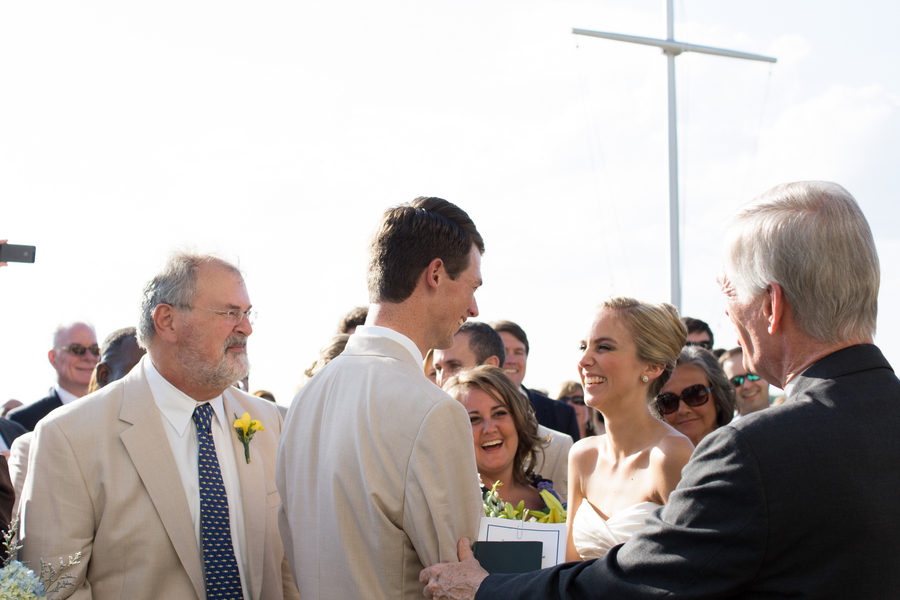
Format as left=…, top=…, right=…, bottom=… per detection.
left=7, top=388, right=62, bottom=432
left=0, top=418, right=26, bottom=449
left=479, top=344, right=900, bottom=599
left=526, top=388, right=580, bottom=442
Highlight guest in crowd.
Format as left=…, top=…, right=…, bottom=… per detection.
left=278, top=197, right=485, bottom=600
left=336, top=306, right=368, bottom=334
left=0, top=456, right=13, bottom=540
left=434, top=322, right=573, bottom=502
left=681, top=316, right=714, bottom=351
left=556, top=381, right=603, bottom=439
left=720, top=346, right=769, bottom=416
left=253, top=389, right=276, bottom=402
left=20, top=251, right=298, bottom=600
left=0, top=412, right=26, bottom=457
left=565, top=297, right=692, bottom=561
left=300, top=334, right=350, bottom=385
left=424, top=348, right=438, bottom=384
left=9, top=327, right=147, bottom=516
left=445, top=365, right=557, bottom=510
left=652, top=345, right=735, bottom=447
left=421, top=181, right=899, bottom=600
left=492, top=320, right=580, bottom=441
left=1, top=400, right=22, bottom=418
left=8, top=321, right=99, bottom=431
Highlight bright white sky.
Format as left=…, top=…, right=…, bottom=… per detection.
left=3, top=0, right=898, bottom=405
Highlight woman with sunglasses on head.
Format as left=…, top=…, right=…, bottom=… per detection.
left=653, top=346, right=736, bottom=447
left=566, top=297, right=694, bottom=562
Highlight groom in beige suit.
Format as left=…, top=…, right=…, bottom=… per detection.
left=277, top=197, right=486, bottom=599
left=19, top=252, right=299, bottom=600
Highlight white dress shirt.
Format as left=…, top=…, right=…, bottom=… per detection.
left=354, top=325, right=423, bottom=364
left=55, top=384, right=79, bottom=406
left=144, top=358, right=250, bottom=600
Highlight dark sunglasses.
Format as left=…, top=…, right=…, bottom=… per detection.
left=559, top=395, right=585, bottom=406
left=655, top=384, right=711, bottom=415
left=685, top=340, right=713, bottom=350
left=730, top=373, right=761, bottom=387
left=59, top=343, right=101, bottom=357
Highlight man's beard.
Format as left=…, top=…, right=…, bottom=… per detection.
left=178, top=332, right=250, bottom=393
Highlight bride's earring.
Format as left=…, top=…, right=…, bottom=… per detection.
left=641, top=375, right=649, bottom=383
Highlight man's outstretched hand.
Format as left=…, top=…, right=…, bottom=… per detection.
left=420, top=538, right=489, bottom=600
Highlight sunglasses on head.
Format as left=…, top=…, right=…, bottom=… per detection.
left=685, top=340, right=713, bottom=350
left=59, top=343, right=101, bottom=357
left=730, top=373, right=761, bottom=387
left=655, top=384, right=711, bottom=415
left=559, top=395, right=585, bottom=406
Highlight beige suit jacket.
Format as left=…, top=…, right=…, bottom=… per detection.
left=18, top=362, right=299, bottom=600
left=277, top=333, right=483, bottom=600
left=529, top=425, right=573, bottom=504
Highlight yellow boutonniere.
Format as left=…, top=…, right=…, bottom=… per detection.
left=233, top=412, right=264, bottom=463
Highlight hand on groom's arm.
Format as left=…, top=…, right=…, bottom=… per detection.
left=420, top=538, right=488, bottom=600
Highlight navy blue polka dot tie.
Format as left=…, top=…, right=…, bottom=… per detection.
left=193, top=403, right=243, bottom=600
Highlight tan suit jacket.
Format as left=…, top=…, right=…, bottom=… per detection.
left=277, top=333, right=483, bottom=600
left=529, top=425, right=573, bottom=503
left=19, top=363, right=299, bottom=600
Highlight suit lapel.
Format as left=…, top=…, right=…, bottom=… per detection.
left=118, top=370, right=205, bottom=600
left=225, top=390, right=266, bottom=600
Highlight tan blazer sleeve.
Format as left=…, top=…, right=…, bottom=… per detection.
left=403, top=398, right=482, bottom=567
left=19, top=421, right=95, bottom=600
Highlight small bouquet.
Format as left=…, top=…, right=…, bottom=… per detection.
left=0, top=517, right=81, bottom=599
left=483, top=481, right=567, bottom=524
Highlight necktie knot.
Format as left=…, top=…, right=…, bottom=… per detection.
left=192, top=403, right=213, bottom=433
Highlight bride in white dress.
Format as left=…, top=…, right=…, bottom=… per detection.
left=565, top=297, right=695, bottom=561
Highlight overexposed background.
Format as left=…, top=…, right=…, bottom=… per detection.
left=3, top=0, right=898, bottom=405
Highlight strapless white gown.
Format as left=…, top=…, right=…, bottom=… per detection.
left=572, top=499, right=662, bottom=559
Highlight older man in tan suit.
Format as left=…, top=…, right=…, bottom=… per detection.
left=277, top=197, right=486, bottom=599
left=19, top=252, right=298, bottom=600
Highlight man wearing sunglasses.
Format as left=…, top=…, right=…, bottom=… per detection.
left=422, top=181, right=900, bottom=600
left=7, top=321, right=99, bottom=432
left=719, top=346, right=769, bottom=417
left=681, top=316, right=714, bottom=351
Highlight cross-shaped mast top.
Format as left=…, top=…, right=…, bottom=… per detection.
left=574, top=1, right=776, bottom=312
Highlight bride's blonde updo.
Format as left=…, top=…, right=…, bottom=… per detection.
left=600, top=297, right=687, bottom=399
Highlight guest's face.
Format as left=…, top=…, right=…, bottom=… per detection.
left=578, top=309, right=647, bottom=410
left=460, top=386, right=518, bottom=479
left=722, top=353, right=769, bottom=415
left=177, top=264, right=253, bottom=392
left=434, top=332, right=478, bottom=387
left=498, top=331, right=527, bottom=388
left=659, top=363, right=718, bottom=446
left=434, top=245, right=481, bottom=350
left=50, top=323, right=99, bottom=389
left=685, top=331, right=712, bottom=349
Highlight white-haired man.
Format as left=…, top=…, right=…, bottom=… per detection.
left=20, top=252, right=299, bottom=600
left=8, top=321, right=99, bottom=432
left=421, top=181, right=900, bottom=599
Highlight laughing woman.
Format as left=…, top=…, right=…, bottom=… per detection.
left=566, top=297, right=694, bottom=561
left=444, top=365, right=557, bottom=511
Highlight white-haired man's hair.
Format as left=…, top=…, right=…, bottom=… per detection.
left=723, top=181, right=879, bottom=345
left=137, top=251, right=242, bottom=349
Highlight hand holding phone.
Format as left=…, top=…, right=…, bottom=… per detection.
left=0, top=242, right=36, bottom=264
